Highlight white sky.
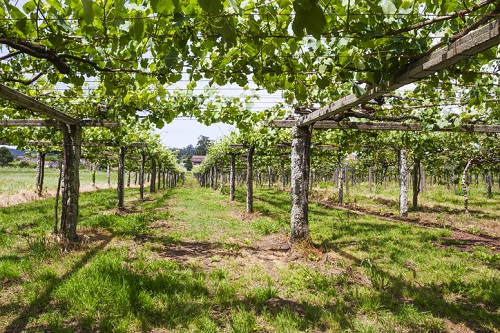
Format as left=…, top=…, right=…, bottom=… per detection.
left=158, top=119, right=235, bottom=149
left=159, top=80, right=285, bottom=149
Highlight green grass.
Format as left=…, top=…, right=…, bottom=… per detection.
left=310, top=179, right=500, bottom=237
left=0, top=166, right=118, bottom=194
left=0, top=175, right=499, bottom=332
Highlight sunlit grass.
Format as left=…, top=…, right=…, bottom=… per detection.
left=0, top=175, right=498, bottom=332
left=309, top=179, right=500, bottom=237
left=0, top=167, right=119, bottom=194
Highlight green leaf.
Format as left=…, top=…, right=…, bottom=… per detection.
left=46, top=0, right=63, bottom=11
left=22, top=1, right=36, bottom=14
left=82, top=0, right=94, bottom=24
left=155, top=0, right=175, bottom=15
left=316, top=76, right=330, bottom=89
left=163, top=50, right=179, bottom=68
left=401, top=0, right=411, bottom=10
left=351, top=81, right=366, bottom=97
left=305, top=5, right=326, bottom=38
left=292, top=13, right=306, bottom=38
left=15, top=20, right=28, bottom=37
left=228, top=0, right=242, bottom=14
left=123, top=93, right=131, bottom=105
left=173, top=13, right=189, bottom=26
left=48, top=34, right=64, bottom=47
left=380, top=0, right=397, bottom=15
left=216, top=20, right=237, bottom=47
left=198, top=0, right=223, bottom=15
left=436, top=119, right=448, bottom=129
left=131, top=18, right=144, bottom=39
left=6, top=3, right=26, bottom=19
left=353, top=56, right=366, bottom=70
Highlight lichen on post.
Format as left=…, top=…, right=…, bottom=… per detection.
left=290, top=125, right=312, bottom=244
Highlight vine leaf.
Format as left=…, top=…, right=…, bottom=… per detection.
left=153, top=0, right=175, bottom=15
left=292, top=0, right=326, bottom=38
left=351, top=81, right=366, bottom=97
left=199, top=0, right=223, bottom=15
left=380, top=0, right=397, bottom=15
left=306, top=4, right=326, bottom=38
left=82, top=0, right=94, bottom=24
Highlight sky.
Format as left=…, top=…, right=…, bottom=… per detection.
left=157, top=80, right=285, bottom=149
left=157, top=119, right=235, bottom=149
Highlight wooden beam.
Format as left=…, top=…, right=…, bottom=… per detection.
left=26, top=141, right=148, bottom=147
left=79, top=120, right=120, bottom=127
left=297, top=18, right=500, bottom=126
left=314, top=145, right=341, bottom=151
left=229, top=144, right=249, bottom=149
left=127, top=142, right=149, bottom=148
left=0, top=119, right=58, bottom=127
left=277, top=144, right=387, bottom=151
left=272, top=120, right=500, bottom=133
left=0, top=119, right=119, bottom=127
left=0, top=83, right=78, bottom=125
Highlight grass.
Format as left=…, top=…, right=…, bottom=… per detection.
left=0, top=166, right=118, bottom=194
left=0, top=175, right=499, bottom=332
left=310, top=179, right=500, bottom=237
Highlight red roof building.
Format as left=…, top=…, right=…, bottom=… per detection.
left=191, top=155, right=206, bottom=165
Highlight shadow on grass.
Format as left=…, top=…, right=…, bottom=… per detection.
left=372, top=195, right=500, bottom=220
left=3, top=232, right=113, bottom=333
left=334, top=248, right=500, bottom=332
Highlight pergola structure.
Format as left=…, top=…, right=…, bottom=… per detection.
left=0, top=83, right=120, bottom=239
left=271, top=17, right=500, bottom=242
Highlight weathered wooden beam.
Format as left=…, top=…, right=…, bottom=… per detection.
left=79, top=120, right=120, bottom=127
left=26, top=141, right=148, bottom=147
left=0, top=119, right=59, bottom=126
left=0, top=119, right=119, bottom=127
left=277, top=144, right=389, bottom=151
left=272, top=120, right=500, bottom=133
left=0, top=83, right=78, bottom=125
left=297, top=18, right=500, bottom=126
left=229, top=144, right=249, bottom=149
left=127, top=142, right=149, bottom=148
left=314, top=145, right=341, bottom=151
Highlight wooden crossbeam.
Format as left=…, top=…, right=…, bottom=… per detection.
left=277, top=144, right=385, bottom=151
left=229, top=144, right=249, bottom=149
left=272, top=120, right=500, bottom=133
left=0, top=119, right=119, bottom=127
left=0, top=83, right=78, bottom=125
left=26, top=141, right=148, bottom=147
left=297, top=18, right=500, bottom=126
left=80, top=120, right=120, bottom=127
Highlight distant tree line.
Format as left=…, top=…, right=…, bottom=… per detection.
left=0, top=147, right=14, bottom=167
left=176, top=135, right=212, bottom=171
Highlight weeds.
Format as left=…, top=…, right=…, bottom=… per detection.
left=252, top=217, right=283, bottom=235
left=248, top=277, right=279, bottom=305
left=361, top=258, right=390, bottom=291
left=23, top=233, right=57, bottom=258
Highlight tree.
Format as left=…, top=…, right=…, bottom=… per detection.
left=0, top=147, right=14, bottom=166
left=195, top=136, right=212, bottom=156
left=177, top=144, right=195, bottom=159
